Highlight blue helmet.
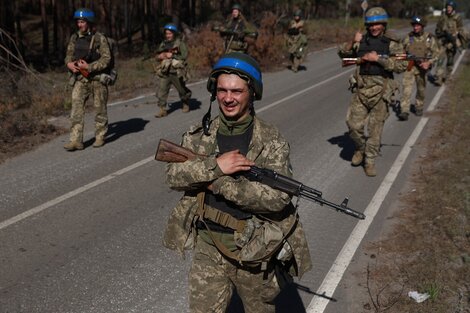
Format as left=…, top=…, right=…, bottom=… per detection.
left=164, top=23, right=178, bottom=33
left=364, top=7, right=388, bottom=25
left=73, top=8, right=95, bottom=23
left=207, top=52, right=263, bottom=100
left=446, top=1, right=456, bottom=9
left=411, top=16, right=427, bottom=27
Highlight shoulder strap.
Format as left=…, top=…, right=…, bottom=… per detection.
left=88, top=35, right=96, bottom=53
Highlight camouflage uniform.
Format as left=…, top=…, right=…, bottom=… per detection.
left=338, top=30, right=407, bottom=174
left=434, top=10, right=467, bottom=84
left=286, top=20, right=308, bottom=72
left=155, top=37, right=192, bottom=111
left=65, top=31, right=111, bottom=145
left=218, top=15, right=257, bottom=54
left=400, top=30, right=439, bottom=116
left=164, top=116, right=312, bottom=313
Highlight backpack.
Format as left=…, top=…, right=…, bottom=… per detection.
left=98, top=33, right=118, bottom=86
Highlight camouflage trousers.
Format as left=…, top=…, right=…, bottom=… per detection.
left=346, top=92, right=390, bottom=163
left=69, top=79, right=108, bottom=143
left=156, top=73, right=192, bottom=108
left=401, top=66, right=427, bottom=113
left=189, top=237, right=280, bottom=313
left=434, top=46, right=456, bottom=81
left=290, top=53, right=304, bottom=72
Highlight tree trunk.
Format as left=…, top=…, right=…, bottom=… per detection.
left=40, top=0, right=49, bottom=65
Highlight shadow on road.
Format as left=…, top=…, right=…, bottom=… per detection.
left=327, top=132, right=355, bottom=162
left=226, top=282, right=335, bottom=312
left=84, top=118, right=149, bottom=147
left=167, top=98, right=202, bottom=115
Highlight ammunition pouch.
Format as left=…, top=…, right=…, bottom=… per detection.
left=99, top=69, right=118, bottom=86
left=155, top=59, right=187, bottom=80
left=196, top=192, right=291, bottom=267
left=287, top=28, right=300, bottom=36
left=348, top=74, right=358, bottom=93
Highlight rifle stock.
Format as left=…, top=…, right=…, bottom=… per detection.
left=155, top=139, right=201, bottom=162
left=155, top=139, right=366, bottom=220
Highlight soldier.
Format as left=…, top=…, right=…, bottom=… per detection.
left=399, top=16, right=439, bottom=120
left=214, top=4, right=257, bottom=54
left=64, top=8, right=111, bottom=151
left=163, top=52, right=312, bottom=313
left=154, top=23, right=192, bottom=118
left=286, top=10, right=308, bottom=73
left=338, top=7, right=407, bottom=177
left=433, top=0, right=468, bottom=86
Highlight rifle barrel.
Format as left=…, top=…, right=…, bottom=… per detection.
left=299, top=191, right=366, bottom=220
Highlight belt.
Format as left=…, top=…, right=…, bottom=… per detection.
left=196, top=204, right=247, bottom=233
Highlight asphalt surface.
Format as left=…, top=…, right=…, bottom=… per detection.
left=0, top=25, right=464, bottom=313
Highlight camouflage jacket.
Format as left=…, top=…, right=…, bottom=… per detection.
left=338, top=30, right=408, bottom=105
left=402, top=31, right=439, bottom=65
left=435, top=12, right=468, bottom=48
left=164, top=116, right=312, bottom=278
left=286, top=32, right=308, bottom=55
left=289, top=20, right=305, bottom=32
left=65, top=31, right=111, bottom=77
left=156, top=37, right=189, bottom=62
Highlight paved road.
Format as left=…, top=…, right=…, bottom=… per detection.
left=0, top=26, right=464, bottom=312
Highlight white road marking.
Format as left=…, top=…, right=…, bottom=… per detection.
left=307, top=50, right=466, bottom=313
left=0, top=68, right=353, bottom=231
left=0, top=157, right=153, bottom=231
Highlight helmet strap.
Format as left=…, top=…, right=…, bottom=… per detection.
left=202, top=99, right=213, bottom=136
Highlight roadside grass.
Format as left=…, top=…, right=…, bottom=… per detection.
left=362, top=55, right=470, bottom=312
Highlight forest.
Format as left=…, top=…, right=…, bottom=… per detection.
left=1, top=0, right=465, bottom=69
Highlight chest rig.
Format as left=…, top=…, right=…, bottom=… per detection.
left=358, top=34, right=392, bottom=78
left=407, top=32, right=431, bottom=58
left=73, top=33, right=100, bottom=62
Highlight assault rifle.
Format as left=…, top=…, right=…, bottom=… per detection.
left=438, top=30, right=458, bottom=52
left=341, top=53, right=431, bottom=67
left=159, top=42, right=179, bottom=55
left=155, top=139, right=366, bottom=220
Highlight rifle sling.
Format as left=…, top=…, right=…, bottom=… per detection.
left=196, top=192, right=246, bottom=233
left=196, top=192, right=245, bottom=264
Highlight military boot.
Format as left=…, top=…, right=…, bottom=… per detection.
left=351, top=150, right=364, bottom=166
left=64, top=141, right=84, bottom=151
left=93, top=137, right=105, bottom=148
left=398, top=112, right=409, bottom=121
left=182, top=102, right=190, bottom=113
left=415, top=108, right=423, bottom=116
left=155, top=107, right=168, bottom=118
left=364, top=162, right=377, bottom=177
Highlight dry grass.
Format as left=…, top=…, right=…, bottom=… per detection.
left=360, top=56, right=470, bottom=312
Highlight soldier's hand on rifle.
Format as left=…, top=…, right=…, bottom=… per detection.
left=362, top=51, right=380, bottom=62
left=419, top=60, right=431, bottom=70
left=216, top=150, right=255, bottom=175
left=76, top=59, right=89, bottom=70
left=67, top=61, right=80, bottom=73
left=157, top=52, right=173, bottom=60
